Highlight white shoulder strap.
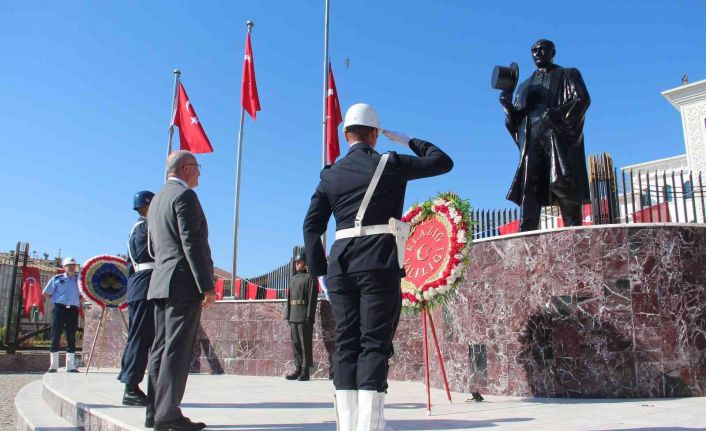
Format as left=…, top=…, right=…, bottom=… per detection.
left=353, top=153, right=389, bottom=235
left=127, top=220, right=145, bottom=268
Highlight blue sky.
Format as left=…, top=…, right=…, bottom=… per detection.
left=2, top=1, right=705, bottom=277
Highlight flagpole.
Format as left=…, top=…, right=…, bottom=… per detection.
left=164, top=69, right=181, bottom=181
left=321, top=0, right=330, bottom=251
left=232, top=20, right=254, bottom=292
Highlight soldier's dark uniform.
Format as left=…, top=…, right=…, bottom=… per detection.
left=303, top=138, right=453, bottom=392
left=283, top=259, right=318, bottom=381
left=118, top=194, right=155, bottom=406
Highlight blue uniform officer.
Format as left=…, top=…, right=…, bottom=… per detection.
left=43, top=256, right=82, bottom=372
left=117, top=190, right=155, bottom=409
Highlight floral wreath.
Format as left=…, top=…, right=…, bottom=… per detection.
left=78, top=255, right=128, bottom=310
left=400, top=192, right=473, bottom=313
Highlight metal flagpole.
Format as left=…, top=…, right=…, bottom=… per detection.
left=164, top=69, right=181, bottom=181
left=232, top=20, right=254, bottom=291
left=321, top=0, right=330, bottom=250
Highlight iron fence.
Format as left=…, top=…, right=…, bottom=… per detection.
left=221, top=246, right=303, bottom=300
left=471, top=167, right=706, bottom=240
left=1, top=242, right=83, bottom=352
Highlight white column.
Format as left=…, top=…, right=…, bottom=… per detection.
left=662, top=79, right=706, bottom=222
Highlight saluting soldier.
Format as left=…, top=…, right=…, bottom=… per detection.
left=303, top=103, right=453, bottom=431
left=283, top=251, right=318, bottom=381
left=117, top=190, right=155, bottom=407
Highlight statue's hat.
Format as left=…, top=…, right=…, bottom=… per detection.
left=491, top=62, right=519, bottom=92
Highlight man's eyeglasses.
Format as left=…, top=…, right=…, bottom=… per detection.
left=184, top=163, right=201, bottom=170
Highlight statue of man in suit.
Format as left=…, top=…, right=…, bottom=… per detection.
left=499, top=39, right=591, bottom=231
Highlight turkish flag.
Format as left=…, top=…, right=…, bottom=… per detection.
left=22, top=267, right=44, bottom=318
left=173, top=82, right=213, bottom=153
left=242, top=32, right=261, bottom=120
left=326, top=64, right=342, bottom=165
left=214, top=278, right=224, bottom=301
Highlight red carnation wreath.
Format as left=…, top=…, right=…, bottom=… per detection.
left=400, top=192, right=473, bottom=313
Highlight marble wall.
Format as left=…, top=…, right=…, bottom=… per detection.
left=83, top=225, right=706, bottom=398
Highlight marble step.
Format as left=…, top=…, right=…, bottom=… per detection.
left=14, top=379, right=80, bottom=431
left=41, top=369, right=144, bottom=430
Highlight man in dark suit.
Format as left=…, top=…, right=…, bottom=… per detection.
left=283, top=251, right=318, bottom=381
left=146, top=150, right=216, bottom=431
left=303, top=103, right=453, bottom=431
left=118, top=190, right=155, bottom=407
left=499, top=39, right=591, bottom=231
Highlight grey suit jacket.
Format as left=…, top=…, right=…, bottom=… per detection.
left=147, top=179, right=214, bottom=301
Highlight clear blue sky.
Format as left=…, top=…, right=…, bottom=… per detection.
left=2, top=1, right=705, bottom=277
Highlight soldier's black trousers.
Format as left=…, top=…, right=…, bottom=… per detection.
left=50, top=303, right=79, bottom=353
left=289, top=322, right=313, bottom=369
left=118, top=299, right=155, bottom=386
left=327, top=269, right=402, bottom=392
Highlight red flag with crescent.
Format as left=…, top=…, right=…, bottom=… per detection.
left=326, top=64, right=342, bottom=165
left=173, top=82, right=214, bottom=153
left=242, top=32, right=261, bottom=120
left=22, top=266, right=44, bottom=317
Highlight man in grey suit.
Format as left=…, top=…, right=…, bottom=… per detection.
left=146, top=150, right=216, bottom=431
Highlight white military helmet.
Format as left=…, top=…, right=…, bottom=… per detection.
left=343, top=103, right=381, bottom=131
left=62, top=257, right=78, bottom=267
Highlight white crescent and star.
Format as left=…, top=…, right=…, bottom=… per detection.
left=184, top=99, right=198, bottom=124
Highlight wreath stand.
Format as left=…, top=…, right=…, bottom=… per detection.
left=85, top=305, right=128, bottom=374
left=421, top=303, right=452, bottom=415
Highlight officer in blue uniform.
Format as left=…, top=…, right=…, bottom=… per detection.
left=43, top=256, right=82, bottom=373
left=117, top=190, right=155, bottom=407
left=303, top=103, right=453, bottom=431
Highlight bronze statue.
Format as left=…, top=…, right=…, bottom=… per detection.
left=493, top=39, right=591, bottom=231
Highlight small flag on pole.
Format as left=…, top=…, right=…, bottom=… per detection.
left=172, top=82, right=213, bottom=153
left=326, top=64, right=342, bottom=165
left=22, top=266, right=44, bottom=318
left=242, top=32, right=261, bottom=120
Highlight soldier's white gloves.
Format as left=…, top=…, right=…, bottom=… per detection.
left=317, top=275, right=330, bottom=301
left=382, top=129, right=412, bottom=146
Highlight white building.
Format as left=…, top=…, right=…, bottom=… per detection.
left=615, top=78, right=706, bottom=223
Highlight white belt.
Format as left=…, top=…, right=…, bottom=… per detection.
left=335, top=224, right=391, bottom=240
left=134, top=263, right=154, bottom=272
left=335, top=218, right=410, bottom=268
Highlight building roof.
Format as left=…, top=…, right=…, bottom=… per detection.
left=621, top=154, right=688, bottom=172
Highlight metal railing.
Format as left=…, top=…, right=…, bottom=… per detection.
left=221, top=245, right=303, bottom=300
left=1, top=242, right=84, bottom=352
left=471, top=167, right=706, bottom=240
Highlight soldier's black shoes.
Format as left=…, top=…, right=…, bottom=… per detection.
left=298, top=369, right=310, bottom=381
left=285, top=368, right=302, bottom=380
left=47, top=369, right=57, bottom=373
left=123, top=384, right=148, bottom=406
left=67, top=368, right=80, bottom=373
left=153, top=416, right=206, bottom=431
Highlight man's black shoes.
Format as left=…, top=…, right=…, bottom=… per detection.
left=297, top=368, right=310, bottom=381
left=122, top=384, right=148, bottom=406
left=145, top=417, right=155, bottom=428
left=153, top=416, right=206, bottom=431
left=285, top=368, right=302, bottom=380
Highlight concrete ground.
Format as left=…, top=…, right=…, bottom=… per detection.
left=38, top=369, right=706, bottom=430
left=1, top=372, right=42, bottom=429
